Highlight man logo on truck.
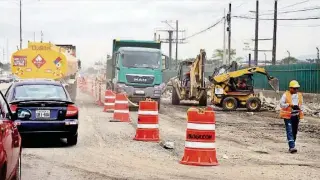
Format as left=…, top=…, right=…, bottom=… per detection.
left=133, top=77, right=147, bottom=83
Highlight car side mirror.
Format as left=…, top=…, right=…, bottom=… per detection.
left=162, top=54, right=169, bottom=70
left=116, top=67, right=120, bottom=70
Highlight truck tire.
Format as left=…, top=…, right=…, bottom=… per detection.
left=156, top=98, right=161, bottom=110
left=171, top=87, right=180, bottom=105
left=199, top=90, right=207, bottom=106
left=222, top=97, right=238, bottom=111
left=72, top=82, right=77, bottom=101
left=246, top=97, right=261, bottom=112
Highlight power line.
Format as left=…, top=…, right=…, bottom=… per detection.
left=260, top=6, right=320, bottom=16
left=234, top=15, right=320, bottom=20
left=280, top=0, right=309, bottom=9
left=279, top=24, right=320, bottom=27
left=183, top=17, right=224, bottom=40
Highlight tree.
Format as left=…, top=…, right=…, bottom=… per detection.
left=281, top=57, right=298, bottom=64
left=212, top=49, right=236, bottom=60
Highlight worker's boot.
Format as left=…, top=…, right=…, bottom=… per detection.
left=289, top=148, right=297, bottom=154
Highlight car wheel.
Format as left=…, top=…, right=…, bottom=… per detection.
left=12, top=155, right=21, bottom=180
left=67, top=134, right=78, bottom=146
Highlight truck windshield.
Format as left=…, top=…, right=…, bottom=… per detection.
left=122, top=51, right=161, bottom=69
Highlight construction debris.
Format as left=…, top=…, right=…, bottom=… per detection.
left=259, top=92, right=320, bottom=117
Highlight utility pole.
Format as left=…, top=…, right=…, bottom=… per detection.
left=254, top=0, right=259, bottom=66
left=168, top=30, right=173, bottom=69
left=227, top=3, right=232, bottom=65
left=19, top=0, right=22, bottom=49
left=222, top=9, right=227, bottom=65
left=6, top=39, right=8, bottom=63
left=316, top=47, right=319, bottom=63
left=154, top=32, right=157, bottom=41
left=175, top=20, right=179, bottom=69
left=2, top=47, right=5, bottom=64
left=272, top=0, right=278, bottom=65
left=248, top=53, right=251, bottom=67
left=156, top=21, right=186, bottom=69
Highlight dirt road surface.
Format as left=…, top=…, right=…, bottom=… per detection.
left=21, top=92, right=320, bottom=180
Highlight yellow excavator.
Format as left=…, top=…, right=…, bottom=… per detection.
left=171, top=49, right=207, bottom=106
left=209, top=65, right=279, bottom=111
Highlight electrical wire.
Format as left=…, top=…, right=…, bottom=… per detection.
left=279, top=24, right=320, bottom=27
left=260, top=6, right=320, bottom=16
left=183, top=17, right=224, bottom=40
left=233, top=15, right=320, bottom=21
left=280, top=0, right=310, bottom=10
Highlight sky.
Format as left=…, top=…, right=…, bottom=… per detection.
left=0, top=0, right=320, bottom=68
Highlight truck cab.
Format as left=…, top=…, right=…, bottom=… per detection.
left=107, top=40, right=167, bottom=109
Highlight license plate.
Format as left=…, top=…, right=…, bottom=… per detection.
left=36, top=110, right=50, bottom=118
left=135, top=90, right=145, bottom=94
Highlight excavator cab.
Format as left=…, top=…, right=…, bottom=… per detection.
left=171, top=49, right=207, bottom=106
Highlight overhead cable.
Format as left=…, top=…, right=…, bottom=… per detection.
left=183, top=18, right=224, bottom=40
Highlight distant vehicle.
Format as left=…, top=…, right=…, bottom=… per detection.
left=5, top=79, right=79, bottom=146
left=0, top=74, right=13, bottom=83
left=11, top=42, right=81, bottom=102
left=0, top=90, right=22, bottom=180
left=106, top=39, right=168, bottom=109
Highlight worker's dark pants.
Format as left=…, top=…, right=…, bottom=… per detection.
left=284, top=116, right=300, bottom=149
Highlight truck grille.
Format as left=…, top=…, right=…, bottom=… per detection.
left=126, top=74, right=154, bottom=84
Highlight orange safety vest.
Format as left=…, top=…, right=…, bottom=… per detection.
left=280, top=91, right=304, bottom=119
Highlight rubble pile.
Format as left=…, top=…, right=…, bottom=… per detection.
left=259, top=92, right=320, bottom=117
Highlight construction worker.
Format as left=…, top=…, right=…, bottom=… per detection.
left=280, top=80, right=304, bottom=153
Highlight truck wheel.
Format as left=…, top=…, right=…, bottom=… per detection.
left=106, top=82, right=113, bottom=90
left=67, top=134, right=78, bottom=146
left=199, top=90, right=207, bottom=106
left=156, top=99, right=161, bottom=110
left=171, top=87, right=180, bottom=105
left=246, top=97, right=261, bottom=112
left=222, top=97, right=238, bottom=111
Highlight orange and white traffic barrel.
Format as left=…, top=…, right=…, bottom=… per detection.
left=111, top=93, right=130, bottom=122
left=180, top=107, right=218, bottom=166
left=95, top=81, right=103, bottom=106
left=103, top=90, right=116, bottom=112
left=134, top=100, right=159, bottom=142
left=91, top=79, right=95, bottom=96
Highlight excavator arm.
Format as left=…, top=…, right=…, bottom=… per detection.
left=212, top=67, right=279, bottom=92
left=190, top=49, right=206, bottom=96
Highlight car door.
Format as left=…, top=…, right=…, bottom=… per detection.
left=0, top=91, right=19, bottom=179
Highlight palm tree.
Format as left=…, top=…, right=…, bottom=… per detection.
left=212, top=49, right=236, bottom=60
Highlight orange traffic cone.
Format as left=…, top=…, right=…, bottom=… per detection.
left=180, top=107, right=218, bottom=166
left=134, top=100, right=159, bottom=142
left=111, top=93, right=130, bottom=122
left=103, top=90, right=115, bottom=112
left=95, top=82, right=103, bottom=106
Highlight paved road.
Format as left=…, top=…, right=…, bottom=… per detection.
left=17, top=92, right=320, bottom=180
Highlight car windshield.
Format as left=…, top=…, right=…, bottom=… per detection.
left=14, top=84, right=67, bottom=100
left=122, top=51, right=161, bottom=69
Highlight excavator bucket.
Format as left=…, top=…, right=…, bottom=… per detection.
left=268, top=77, right=279, bottom=92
